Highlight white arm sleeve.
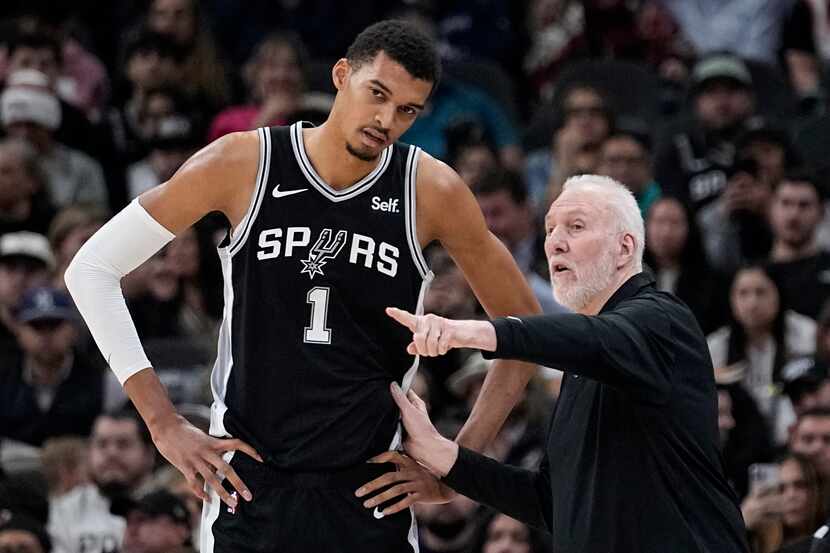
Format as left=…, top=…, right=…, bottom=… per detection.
left=65, top=199, right=175, bottom=384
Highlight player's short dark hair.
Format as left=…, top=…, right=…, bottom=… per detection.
left=346, top=20, right=441, bottom=88
left=473, top=168, right=528, bottom=206
left=776, top=168, right=825, bottom=202
left=7, top=30, right=61, bottom=63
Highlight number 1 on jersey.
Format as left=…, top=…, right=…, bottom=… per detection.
left=304, top=286, right=332, bottom=344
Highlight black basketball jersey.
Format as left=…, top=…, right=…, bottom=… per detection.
left=208, top=123, right=432, bottom=470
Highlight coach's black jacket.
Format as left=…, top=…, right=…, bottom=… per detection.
left=443, top=272, right=749, bottom=553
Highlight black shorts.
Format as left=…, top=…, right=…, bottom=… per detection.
left=200, top=452, right=418, bottom=553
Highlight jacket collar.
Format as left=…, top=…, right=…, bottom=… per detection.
left=599, top=271, right=655, bottom=314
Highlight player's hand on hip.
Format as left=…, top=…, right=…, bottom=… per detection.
left=355, top=451, right=455, bottom=517
left=386, top=307, right=456, bottom=356
left=150, top=414, right=262, bottom=509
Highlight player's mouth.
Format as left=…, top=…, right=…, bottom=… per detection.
left=361, top=128, right=387, bottom=147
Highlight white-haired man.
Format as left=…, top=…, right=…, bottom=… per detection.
left=359, top=175, right=750, bottom=552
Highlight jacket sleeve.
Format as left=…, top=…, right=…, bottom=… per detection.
left=442, top=446, right=552, bottom=531
left=483, top=297, right=675, bottom=404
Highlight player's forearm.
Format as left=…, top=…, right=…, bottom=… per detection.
left=455, top=358, right=536, bottom=451
left=123, top=368, right=182, bottom=434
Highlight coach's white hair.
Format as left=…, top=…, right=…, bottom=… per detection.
left=561, top=174, right=645, bottom=271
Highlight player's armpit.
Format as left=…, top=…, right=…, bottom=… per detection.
left=139, top=130, right=261, bottom=235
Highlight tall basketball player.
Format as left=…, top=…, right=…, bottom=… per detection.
left=65, top=20, right=540, bottom=552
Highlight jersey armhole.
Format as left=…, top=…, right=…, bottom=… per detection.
left=226, top=127, right=271, bottom=255
left=404, top=145, right=431, bottom=280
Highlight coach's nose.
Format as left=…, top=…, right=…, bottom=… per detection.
left=544, top=227, right=569, bottom=258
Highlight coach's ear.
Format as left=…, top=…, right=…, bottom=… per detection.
left=332, top=58, right=350, bottom=91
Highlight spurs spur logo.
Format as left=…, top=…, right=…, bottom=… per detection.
left=300, top=228, right=347, bottom=279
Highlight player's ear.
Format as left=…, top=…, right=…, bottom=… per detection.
left=332, top=59, right=350, bottom=91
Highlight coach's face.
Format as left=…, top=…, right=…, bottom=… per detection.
left=332, top=51, right=432, bottom=162
left=544, top=188, right=622, bottom=313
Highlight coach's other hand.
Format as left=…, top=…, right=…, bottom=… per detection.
left=385, top=307, right=497, bottom=356
left=151, top=414, right=262, bottom=509
left=392, top=382, right=459, bottom=478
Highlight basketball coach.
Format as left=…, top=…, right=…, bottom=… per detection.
left=380, top=175, right=750, bottom=553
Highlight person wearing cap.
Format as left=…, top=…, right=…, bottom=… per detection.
left=0, top=511, right=52, bottom=553
left=0, top=286, right=103, bottom=446
left=1, top=69, right=107, bottom=210
left=115, top=490, right=193, bottom=553
left=782, top=357, right=830, bottom=417
left=0, top=231, right=54, bottom=353
left=654, top=53, right=756, bottom=214
left=596, top=122, right=661, bottom=218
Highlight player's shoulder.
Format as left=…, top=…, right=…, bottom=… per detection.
left=412, top=148, right=467, bottom=197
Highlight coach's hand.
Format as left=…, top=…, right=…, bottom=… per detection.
left=355, top=451, right=454, bottom=517
left=385, top=307, right=496, bottom=356
left=151, top=414, right=262, bottom=509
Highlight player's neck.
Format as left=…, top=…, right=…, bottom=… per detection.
left=302, top=122, right=382, bottom=190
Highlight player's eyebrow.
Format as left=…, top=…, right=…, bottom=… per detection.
left=370, top=79, right=392, bottom=95
left=370, top=79, right=424, bottom=110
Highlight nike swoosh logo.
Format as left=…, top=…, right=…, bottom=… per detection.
left=272, top=184, right=308, bottom=199
left=373, top=507, right=385, bottom=519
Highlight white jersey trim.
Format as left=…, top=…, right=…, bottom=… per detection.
left=388, top=272, right=433, bottom=452
left=209, top=246, right=234, bottom=439
left=200, top=450, right=235, bottom=553
left=290, top=122, right=392, bottom=202
left=228, top=127, right=271, bottom=256
left=404, top=146, right=429, bottom=279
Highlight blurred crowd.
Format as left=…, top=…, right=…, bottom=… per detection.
left=1, top=1, right=830, bottom=552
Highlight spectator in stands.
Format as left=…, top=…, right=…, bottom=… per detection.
left=737, top=118, right=799, bottom=191
left=659, top=1, right=793, bottom=65
left=115, top=490, right=193, bottom=553
left=525, top=83, right=613, bottom=213
left=767, top=170, right=830, bottom=320
left=471, top=511, right=551, bottom=553
left=644, top=196, right=727, bottom=333
left=782, top=357, right=830, bottom=417
left=0, top=231, right=54, bottom=353
left=717, top=382, right=775, bottom=498
left=1, top=70, right=108, bottom=210
left=162, top=221, right=223, bottom=344
left=790, top=409, right=830, bottom=481
left=49, top=409, right=155, bottom=553
left=0, top=287, right=103, bottom=446
left=596, top=126, right=661, bottom=217
left=0, top=138, right=55, bottom=236
left=144, top=0, right=230, bottom=110
left=108, top=32, right=184, bottom=165
left=780, top=0, right=825, bottom=113
left=655, top=54, right=755, bottom=214
left=47, top=205, right=108, bottom=292
left=743, top=453, right=826, bottom=553
left=447, top=126, right=499, bottom=189
left=707, top=265, right=815, bottom=444
left=126, top=114, right=199, bottom=199
left=41, top=437, right=89, bottom=498
left=208, top=32, right=332, bottom=141
left=3, top=29, right=101, bottom=157
left=472, top=168, right=565, bottom=314
left=817, top=303, right=830, bottom=365
left=0, top=511, right=52, bottom=553
left=523, top=0, right=587, bottom=104
left=697, top=156, right=774, bottom=273
left=415, top=494, right=479, bottom=553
